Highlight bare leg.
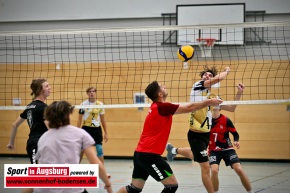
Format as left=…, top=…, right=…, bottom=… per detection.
left=166, top=143, right=193, bottom=162
left=210, top=164, right=220, bottom=192
left=200, top=161, right=214, bottom=193
left=116, top=178, right=145, bottom=193
left=116, top=173, right=178, bottom=193
left=98, top=155, right=105, bottom=164
left=116, top=187, right=128, bottom=193
left=161, top=173, right=178, bottom=185
left=21, top=188, right=33, bottom=193
left=177, top=147, right=193, bottom=160
left=232, top=163, right=252, bottom=192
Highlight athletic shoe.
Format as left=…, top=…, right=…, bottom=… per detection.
left=166, top=143, right=176, bottom=162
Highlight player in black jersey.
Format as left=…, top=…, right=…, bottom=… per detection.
left=7, top=78, right=51, bottom=164
left=7, top=78, right=51, bottom=193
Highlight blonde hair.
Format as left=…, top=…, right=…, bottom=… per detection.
left=86, top=86, right=96, bottom=93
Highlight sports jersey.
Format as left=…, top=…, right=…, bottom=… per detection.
left=135, top=102, right=179, bottom=155
left=20, top=100, right=48, bottom=140
left=208, top=114, right=239, bottom=153
left=188, top=80, right=217, bottom=132
left=79, top=100, right=104, bottom=127
left=35, top=125, right=95, bottom=193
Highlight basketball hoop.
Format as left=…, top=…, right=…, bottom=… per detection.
left=196, top=38, right=216, bottom=57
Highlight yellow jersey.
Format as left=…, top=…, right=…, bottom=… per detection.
left=79, top=100, right=105, bottom=127
left=189, top=80, right=218, bottom=132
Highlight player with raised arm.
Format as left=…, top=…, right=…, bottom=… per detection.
left=117, top=80, right=222, bottom=193
left=167, top=83, right=246, bottom=193
left=167, top=66, right=231, bottom=193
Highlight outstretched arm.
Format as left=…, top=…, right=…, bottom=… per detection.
left=204, top=67, right=230, bottom=88
left=174, top=98, right=223, bottom=114
left=221, top=83, right=245, bottom=112
left=7, top=117, right=25, bottom=150
left=84, top=146, right=112, bottom=193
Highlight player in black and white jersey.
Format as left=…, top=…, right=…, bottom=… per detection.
left=167, top=66, right=234, bottom=193
left=7, top=78, right=51, bottom=164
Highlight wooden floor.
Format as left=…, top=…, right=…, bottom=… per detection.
left=1, top=156, right=289, bottom=193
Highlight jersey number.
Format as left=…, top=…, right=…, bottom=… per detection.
left=213, top=133, right=218, bottom=142
left=201, top=117, right=210, bottom=130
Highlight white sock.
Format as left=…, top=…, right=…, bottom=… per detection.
left=214, top=191, right=218, bottom=193
left=247, top=191, right=254, bottom=193
left=171, top=148, right=177, bottom=154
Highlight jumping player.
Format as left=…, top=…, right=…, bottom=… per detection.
left=116, top=80, right=222, bottom=193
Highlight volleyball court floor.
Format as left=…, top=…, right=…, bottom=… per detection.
left=1, top=156, right=289, bottom=193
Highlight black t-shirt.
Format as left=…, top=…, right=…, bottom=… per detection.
left=20, top=100, right=48, bottom=140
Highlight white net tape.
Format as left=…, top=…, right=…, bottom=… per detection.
left=0, top=99, right=289, bottom=110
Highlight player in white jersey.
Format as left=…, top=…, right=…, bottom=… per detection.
left=168, top=65, right=232, bottom=193
left=77, top=86, right=109, bottom=167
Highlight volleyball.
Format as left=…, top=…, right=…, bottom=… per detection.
left=177, top=45, right=195, bottom=62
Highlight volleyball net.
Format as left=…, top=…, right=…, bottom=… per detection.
left=0, top=21, right=289, bottom=110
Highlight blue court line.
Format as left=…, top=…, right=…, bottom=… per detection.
left=252, top=168, right=290, bottom=193
left=254, top=179, right=289, bottom=193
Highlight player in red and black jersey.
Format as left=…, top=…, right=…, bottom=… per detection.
left=209, top=114, right=239, bottom=152
left=209, top=109, right=253, bottom=193
left=117, top=80, right=222, bottom=193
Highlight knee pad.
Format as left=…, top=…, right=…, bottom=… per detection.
left=161, top=184, right=178, bottom=193
left=125, top=183, right=142, bottom=193
left=95, top=144, right=104, bottom=157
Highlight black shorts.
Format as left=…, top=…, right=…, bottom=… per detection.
left=82, top=126, right=102, bottom=144
left=209, top=149, right=240, bottom=167
left=26, top=138, right=39, bottom=164
left=132, top=151, right=173, bottom=182
left=187, top=130, right=210, bottom=163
